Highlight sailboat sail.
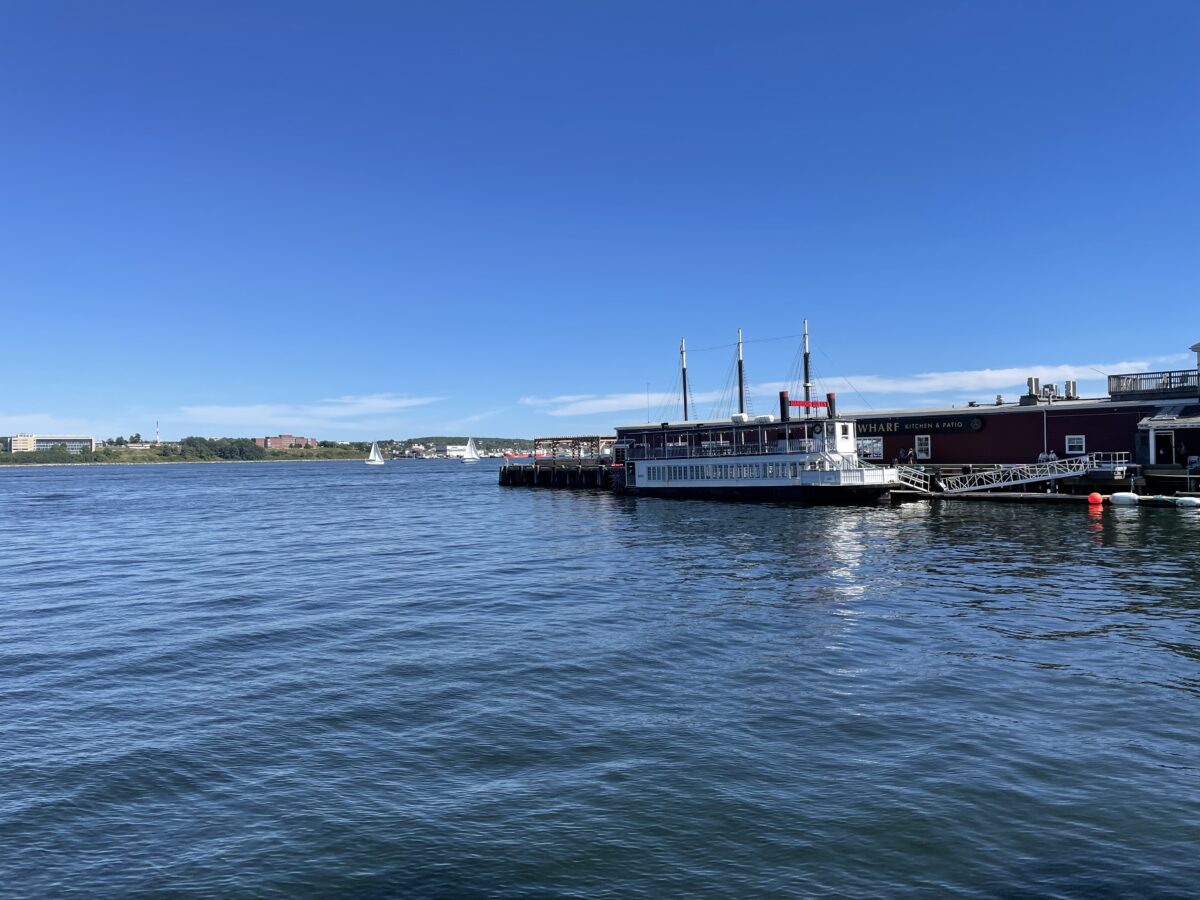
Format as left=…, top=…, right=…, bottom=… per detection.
left=461, top=437, right=481, bottom=462
left=366, top=441, right=385, bottom=465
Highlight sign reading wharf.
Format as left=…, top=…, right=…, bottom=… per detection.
left=854, top=415, right=985, bottom=436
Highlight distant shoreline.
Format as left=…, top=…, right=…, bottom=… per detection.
left=0, top=457, right=363, bottom=470
left=0, top=456, right=495, bottom=470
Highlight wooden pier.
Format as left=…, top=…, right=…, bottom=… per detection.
left=498, top=435, right=616, bottom=491
left=499, top=457, right=615, bottom=490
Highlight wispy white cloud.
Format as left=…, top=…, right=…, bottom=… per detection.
left=520, top=354, right=1192, bottom=416
left=521, top=390, right=725, bottom=417
left=428, top=407, right=510, bottom=434
left=0, top=411, right=126, bottom=438
left=797, top=354, right=1188, bottom=396
left=178, top=393, right=443, bottom=431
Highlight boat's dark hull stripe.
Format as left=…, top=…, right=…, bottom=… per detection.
left=625, top=485, right=891, bottom=504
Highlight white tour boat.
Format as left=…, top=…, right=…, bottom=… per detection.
left=611, top=325, right=903, bottom=503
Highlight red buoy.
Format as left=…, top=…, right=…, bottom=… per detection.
left=1087, top=492, right=1103, bottom=505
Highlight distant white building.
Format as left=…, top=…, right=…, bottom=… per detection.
left=9, top=434, right=96, bottom=454
left=437, top=444, right=468, bottom=458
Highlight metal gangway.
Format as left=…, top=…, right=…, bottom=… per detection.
left=895, top=466, right=932, bottom=492
left=936, top=455, right=1103, bottom=494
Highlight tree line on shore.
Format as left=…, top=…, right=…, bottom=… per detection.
left=1, top=434, right=538, bottom=464
left=0, top=437, right=370, bottom=465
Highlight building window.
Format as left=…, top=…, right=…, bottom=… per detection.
left=1066, top=435, right=1086, bottom=455
left=915, top=435, right=931, bottom=460
left=857, top=438, right=883, bottom=459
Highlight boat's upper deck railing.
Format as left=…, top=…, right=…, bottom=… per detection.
left=1108, top=369, right=1198, bottom=400
left=622, top=439, right=822, bottom=461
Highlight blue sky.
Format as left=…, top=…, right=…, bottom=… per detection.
left=2, top=1, right=1196, bottom=440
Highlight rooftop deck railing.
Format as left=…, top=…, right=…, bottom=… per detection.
left=1109, top=369, right=1198, bottom=399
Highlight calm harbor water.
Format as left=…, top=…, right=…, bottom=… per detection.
left=1, top=460, right=1198, bottom=896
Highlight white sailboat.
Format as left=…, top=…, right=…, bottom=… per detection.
left=460, top=437, right=481, bottom=463
left=365, top=440, right=385, bottom=466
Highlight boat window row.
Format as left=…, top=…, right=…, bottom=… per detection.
left=645, top=462, right=831, bottom=481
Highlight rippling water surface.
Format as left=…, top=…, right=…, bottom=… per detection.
left=2, top=460, right=1199, bottom=896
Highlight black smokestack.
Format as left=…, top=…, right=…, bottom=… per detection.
left=826, top=392, right=837, bottom=419
left=779, top=390, right=790, bottom=422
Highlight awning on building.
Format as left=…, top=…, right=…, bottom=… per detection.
left=1136, top=404, right=1200, bottom=430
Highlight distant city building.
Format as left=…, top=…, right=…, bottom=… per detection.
left=9, top=434, right=96, bottom=454
left=261, top=434, right=318, bottom=449
left=437, top=443, right=468, bottom=458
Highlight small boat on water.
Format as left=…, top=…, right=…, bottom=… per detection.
left=460, top=437, right=481, bottom=463
left=365, top=441, right=386, bottom=466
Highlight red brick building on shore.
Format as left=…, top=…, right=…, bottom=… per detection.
left=254, top=435, right=319, bottom=449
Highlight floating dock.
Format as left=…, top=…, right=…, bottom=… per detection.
left=890, top=490, right=1183, bottom=507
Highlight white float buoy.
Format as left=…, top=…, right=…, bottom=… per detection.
left=1176, top=496, right=1200, bottom=508
left=1110, top=492, right=1139, bottom=506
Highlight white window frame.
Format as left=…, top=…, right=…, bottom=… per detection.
left=1065, top=434, right=1086, bottom=455
left=915, top=435, right=931, bottom=460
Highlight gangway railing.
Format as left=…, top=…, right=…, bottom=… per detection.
left=896, top=466, right=932, bottom=492
left=937, top=455, right=1100, bottom=494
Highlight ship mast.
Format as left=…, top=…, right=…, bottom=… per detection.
left=802, top=319, right=812, bottom=418
left=680, top=338, right=689, bottom=422
left=737, top=328, right=745, bottom=415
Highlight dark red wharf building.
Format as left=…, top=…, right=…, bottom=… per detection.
left=845, top=343, right=1200, bottom=470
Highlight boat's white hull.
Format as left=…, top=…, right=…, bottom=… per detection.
left=625, top=453, right=899, bottom=502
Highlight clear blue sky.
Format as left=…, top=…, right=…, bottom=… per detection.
left=2, top=1, right=1196, bottom=440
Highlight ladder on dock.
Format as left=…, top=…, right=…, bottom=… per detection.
left=936, top=456, right=1101, bottom=494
